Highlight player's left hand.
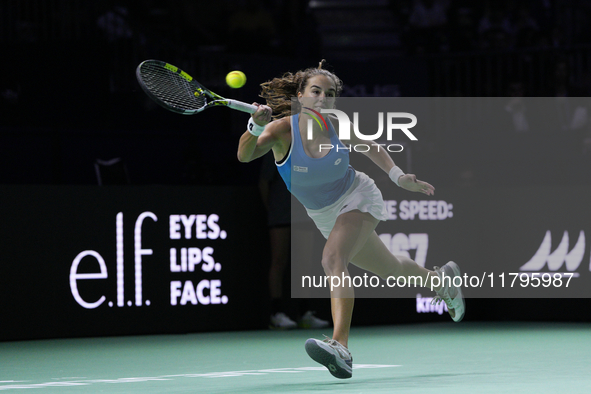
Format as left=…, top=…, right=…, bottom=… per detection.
left=399, top=174, right=435, bottom=196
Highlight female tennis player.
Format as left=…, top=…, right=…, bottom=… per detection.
left=237, top=60, right=465, bottom=379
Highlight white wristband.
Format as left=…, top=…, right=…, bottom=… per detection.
left=247, top=118, right=265, bottom=137
left=389, top=166, right=405, bottom=187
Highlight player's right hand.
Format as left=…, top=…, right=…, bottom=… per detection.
left=251, top=102, right=272, bottom=127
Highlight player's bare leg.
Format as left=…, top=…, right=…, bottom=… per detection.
left=351, top=231, right=439, bottom=289
left=305, top=210, right=378, bottom=379
left=352, top=231, right=465, bottom=321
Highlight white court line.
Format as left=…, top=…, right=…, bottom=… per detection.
left=0, top=364, right=401, bottom=390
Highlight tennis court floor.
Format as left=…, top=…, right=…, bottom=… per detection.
left=1, top=322, right=589, bottom=393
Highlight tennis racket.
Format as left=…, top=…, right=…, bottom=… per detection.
left=136, top=60, right=257, bottom=115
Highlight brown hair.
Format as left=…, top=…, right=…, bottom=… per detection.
left=259, top=59, right=343, bottom=119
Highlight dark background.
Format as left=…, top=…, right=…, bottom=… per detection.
left=1, top=0, right=591, bottom=341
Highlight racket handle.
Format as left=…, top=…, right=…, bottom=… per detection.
left=226, top=100, right=258, bottom=114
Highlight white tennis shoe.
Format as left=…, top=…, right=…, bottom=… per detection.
left=305, top=336, right=352, bottom=379
left=298, top=311, right=330, bottom=329
left=432, top=261, right=466, bottom=322
left=269, top=312, right=297, bottom=330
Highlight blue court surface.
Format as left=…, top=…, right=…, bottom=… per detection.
left=1, top=321, right=590, bottom=393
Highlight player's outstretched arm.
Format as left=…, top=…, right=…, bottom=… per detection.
left=341, top=123, right=434, bottom=196
left=237, top=103, right=274, bottom=163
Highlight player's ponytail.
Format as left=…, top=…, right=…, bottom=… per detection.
left=260, top=73, right=299, bottom=119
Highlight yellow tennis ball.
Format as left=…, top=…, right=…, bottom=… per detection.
left=226, top=71, right=246, bottom=88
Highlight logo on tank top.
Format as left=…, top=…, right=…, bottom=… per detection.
left=294, top=166, right=308, bottom=173
left=334, top=159, right=342, bottom=165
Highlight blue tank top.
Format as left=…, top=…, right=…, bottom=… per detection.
left=276, top=113, right=355, bottom=210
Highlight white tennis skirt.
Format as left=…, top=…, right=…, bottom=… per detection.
left=305, top=171, right=388, bottom=239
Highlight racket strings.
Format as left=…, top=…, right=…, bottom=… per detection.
left=140, top=64, right=206, bottom=111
